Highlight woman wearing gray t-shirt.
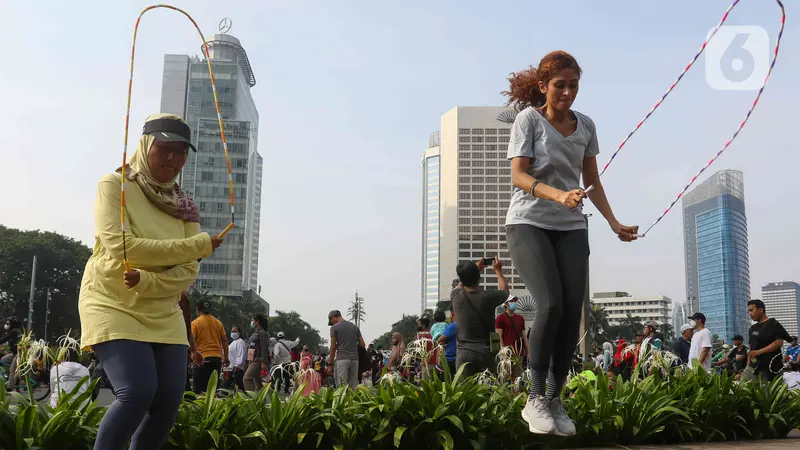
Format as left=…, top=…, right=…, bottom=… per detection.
left=502, top=51, right=638, bottom=436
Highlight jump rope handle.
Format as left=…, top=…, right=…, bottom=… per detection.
left=218, top=222, right=234, bottom=238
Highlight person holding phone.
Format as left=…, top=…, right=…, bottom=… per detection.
left=450, top=257, right=510, bottom=378
left=502, top=51, right=637, bottom=436
left=78, top=114, right=224, bottom=450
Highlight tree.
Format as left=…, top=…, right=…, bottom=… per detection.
left=372, top=331, right=393, bottom=350
left=0, top=225, right=91, bottom=342
left=661, top=323, right=675, bottom=343
left=347, top=293, right=366, bottom=328
left=589, top=304, right=609, bottom=339
left=268, top=310, right=327, bottom=352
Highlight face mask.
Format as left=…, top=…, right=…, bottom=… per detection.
left=3, top=325, right=8, bottom=331
left=231, top=332, right=240, bottom=340
left=689, top=320, right=697, bottom=328
left=251, top=321, right=256, bottom=329
left=508, top=303, right=517, bottom=312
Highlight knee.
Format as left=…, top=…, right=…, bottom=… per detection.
left=537, top=299, right=563, bottom=321
left=114, top=378, right=157, bottom=410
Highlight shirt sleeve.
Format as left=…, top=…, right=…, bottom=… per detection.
left=701, top=330, right=712, bottom=348
left=94, top=175, right=213, bottom=266
left=584, top=115, right=600, bottom=157
left=507, top=109, right=538, bottom=159
left=495, top=314, right=505, bottom=330
left=775, top=322, right=792, bottom=342
left=442, top=323, right=456, bottom=341
left=491, top=290, right=509, bottom=307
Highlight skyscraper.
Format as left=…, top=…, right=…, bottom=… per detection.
left=762, top=282, right=800, bottom=337
left=159, top=33, right=263, bottom=297
left=671, top=300, right=689, bottom=329
left=421, top=133, right=441, bottom=312
left=421, top=106, right=528, bottom=313
left=682, top=169, right=750, bottom=340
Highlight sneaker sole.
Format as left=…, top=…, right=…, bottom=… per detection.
left=553, top=429, right=575, bottom=437
left=529, top=425, right=557, bottom=435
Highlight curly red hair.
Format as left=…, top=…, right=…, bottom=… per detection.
left=502, top=51, right=582, bottom=110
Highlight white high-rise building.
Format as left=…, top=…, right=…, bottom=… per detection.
left=159, top=33, right=263, bottom=297
left=762, top=282, right=800, bottom=337
left=591, top=291, right=672, bottom=327
left=421, top=106, right=529, bottom=313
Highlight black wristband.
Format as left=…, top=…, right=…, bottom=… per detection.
left=530, top=181, right=540, bottom=197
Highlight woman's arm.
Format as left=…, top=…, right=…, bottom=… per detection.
left=511, top=158, right=584, bottom=208
left=95, top=176, right=213, bottom=266
left=128, top=261, right=201, bottom=297
left=582, top=156, right=638, bottom=241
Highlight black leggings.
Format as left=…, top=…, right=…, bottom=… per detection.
left=93, top=340, right=187, bottom=450
left=507, top=224, right=589, bottom=393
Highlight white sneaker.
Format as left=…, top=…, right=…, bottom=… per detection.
left=521, top=395, right=556, bottom=434
left=549, top=397, right=576, bottom=437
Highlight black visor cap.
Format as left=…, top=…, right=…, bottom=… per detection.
left=143, top=118, right=196, bottom=152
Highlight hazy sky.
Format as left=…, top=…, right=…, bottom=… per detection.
left=1, top=0, right=798, bottom=342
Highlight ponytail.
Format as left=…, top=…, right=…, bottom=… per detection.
left=502, top=51, right=582, bottom=111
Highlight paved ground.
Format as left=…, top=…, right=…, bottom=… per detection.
left=584, top=431, right=800, bottom=449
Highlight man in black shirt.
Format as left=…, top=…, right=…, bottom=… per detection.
left=747, top=299, right=791, bottom=383
left=713, top=334, right=748, bottom=380
left=451, top=257, right=510, bottom=378
left=672, top=324, right=692, bottom=365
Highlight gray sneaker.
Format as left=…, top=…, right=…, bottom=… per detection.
left=549, top=397, right=576, bottom=437
left=521, top=396, right=556, bottom=434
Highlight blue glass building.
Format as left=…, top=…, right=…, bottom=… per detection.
left=683, top=170, right=750, bottom=341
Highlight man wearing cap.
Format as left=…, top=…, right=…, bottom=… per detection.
left=687, top=312, right=713, bottom=371
left=191, top=300, right=228, bottom=394
left=714, top=335, right=748, bottom=379
left=271, top=331, right=300, bottom=395
left=495, top=295, right=529, bottom=359
left=327, top=310, right=366, bottom=389
left=638, top=321, right=663, bottom=365
left=673, top=324, right=692, bottom=365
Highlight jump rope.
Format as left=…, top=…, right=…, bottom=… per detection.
left=120, top=5, right=235, bottom=273
left=116, top=1, right=785, bottom=269
left=583, top=0, right=786, bottom=238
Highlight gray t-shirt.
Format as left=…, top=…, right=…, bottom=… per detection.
left=330, top=320, right=361, bottom=361
left=505, top=107, right=600, bottom=231
left=451, top=287, right=508, bottom=351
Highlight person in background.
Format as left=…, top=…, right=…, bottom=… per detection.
left=328, top=310, right=366, bottom=389
left=451, top=258, right=510, bottom=378
left=271, top=332, right=300, bottom=395
left=747, top=299, right=791, bottom=383
left=687, top=313, right=713, bottom=371
left=78, top=114, right=223, bottom=450
left=431, top=310, right=448, bottom=341
left=49, top=348, right=91, bottom=409
left=244, top=314, right=270, bottom=392
left=387, top=332, right=406, bottom=372
left=191, top=300, right=228, bottom=394
left=495, top=295, right=529, bottom=358
left=437, top=308, right=458, bottom=376
left=296, top=346, right=321, bottom=396
left=601, top=342, right=614, bottom=370
left=673, top=324, right=692, bottom=365
left=416, top=317, right=438, bottom=371
left=0, top=316, right=23, bottom=390
left=785, top=336, right=800, bottom=363
left=227, top=326, right=247, bottom=392
left=642, top=321, right=663, bottom=351
left=711, top=344, right=730, bottom=366
left=714, top=335, right=747, bottom=380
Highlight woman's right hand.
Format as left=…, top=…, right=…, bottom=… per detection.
left=210, top=234, right=224, bottom=250
left=557, top=189, right=586, bottom=209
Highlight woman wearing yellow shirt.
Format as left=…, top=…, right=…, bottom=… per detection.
left=79, top=113, right=223, bottom=450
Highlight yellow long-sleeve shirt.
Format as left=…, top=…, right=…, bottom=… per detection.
left=79, top=173, right=213, bottom=349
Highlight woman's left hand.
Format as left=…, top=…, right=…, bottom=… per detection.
left=611, top=221, right=639, bottom=242
left=123, top=270, right=141, bottom=289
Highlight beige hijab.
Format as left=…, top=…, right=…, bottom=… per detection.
left=117, top=115, right=199, bottom=222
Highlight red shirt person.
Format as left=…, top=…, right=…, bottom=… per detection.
left=495, top=296, right=529, bottom=355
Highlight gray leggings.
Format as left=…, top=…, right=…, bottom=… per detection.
left=506, top=224, right=589, bottom=378
left=93, top=340, right=187, bottom=450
